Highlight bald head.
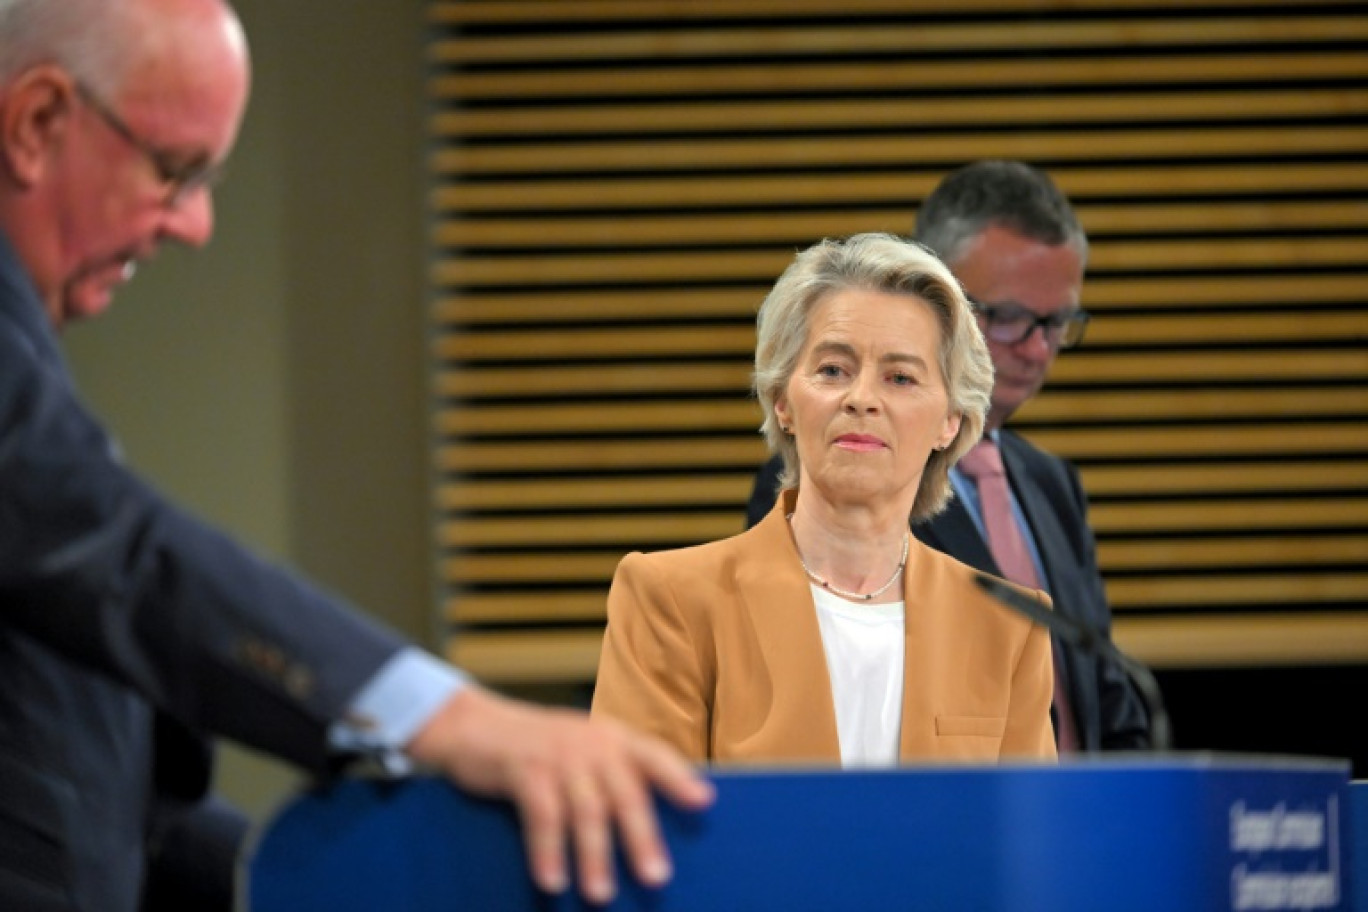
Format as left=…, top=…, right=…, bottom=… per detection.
left=0, top=0, right=250, bottom=327
left=1, top=0, right=246, bottom=85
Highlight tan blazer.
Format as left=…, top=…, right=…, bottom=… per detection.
left=592, top=493, right=1057, bottom=765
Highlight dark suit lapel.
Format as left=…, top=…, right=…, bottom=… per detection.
left=916, top=492, right=999, bottom=577
left=999, top=431, right=1094, bottom=747
left=999, top=434, right=1075, bottom=618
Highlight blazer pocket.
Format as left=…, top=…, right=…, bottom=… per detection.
left=0, top=752, right=74, bottom=899
left=935, top=715, right=1007, bottom=738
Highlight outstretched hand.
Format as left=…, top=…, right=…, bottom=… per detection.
left=405, top=686, right=714, bottom=905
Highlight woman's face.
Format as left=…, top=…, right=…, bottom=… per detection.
left=775, top=287, right=962, bottom=517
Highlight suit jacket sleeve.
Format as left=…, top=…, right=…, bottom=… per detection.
left=0, top=307, right=405, bottom=772
left=592, top=551, right=713, bottom=761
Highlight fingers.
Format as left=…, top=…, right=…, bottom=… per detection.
left=598, top=755, right=671, bottom=892
left=540, top=746, right=666, bottom=905
left=408, top=690, right=711, bottom=904
left=518, top=726, right=704, bottom=905
left=567, top=772, right=617, bottom=904
left=500, top=726, right=635, bottom=905
left=563, top=727, right=712, bottom=901
left=627, top=732, right=716, bottom=812
left=516, top=768, right=569, bottom=897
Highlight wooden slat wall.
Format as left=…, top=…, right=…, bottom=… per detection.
left=425, top=0, right=1368, bottom=684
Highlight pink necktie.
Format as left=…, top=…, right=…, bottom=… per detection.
left=958, top=438, right=1079, bottom=753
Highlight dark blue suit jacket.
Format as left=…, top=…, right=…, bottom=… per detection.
left=745, top=433, right=1150, bottom=752
left=0, top=233, right=404, bottom=911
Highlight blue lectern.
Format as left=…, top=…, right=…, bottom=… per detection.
left=246, top=757, right=1357, bottom=912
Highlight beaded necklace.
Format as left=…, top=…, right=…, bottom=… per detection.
left=787, top=515, right=909, bottom=602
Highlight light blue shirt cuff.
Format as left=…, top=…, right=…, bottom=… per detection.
left=329, top=648, right=470, bottom=773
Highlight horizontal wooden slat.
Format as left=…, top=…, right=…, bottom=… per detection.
left=1099, top=536, right=1368, bottom=570
left=433, top=275, right=1368, bottom=324
left=1021, top=388, right=1367, bottom=423
left=1114, top=612, right=1368, bottom=668
left=1085, top=313, right=1368, bottom=346
left=1097, top=238, right=1368, bottom=272
left=1083, top=275, right=1368, bottom=311
left=1081, top=461, right=1368, bottom=496
left=446, top=629, right=604, bottom=684
left=449, top=593, right=607, bottom=625
left=433, top=164, right=1368, bottom=212
left=1085, top=202, right=1368, bottom=236
left=433, top=52, right=1368, bottom=100
left=432, top=0, right=1368, bottom=26
left=433, top=288, right=751, bottom=323
left=433, top=238, right=1368, bottom=286
left=439, top=475, right=754, bottom=510
left=430, top=18, right=1368, bottom=65
left=445, top=552, right=625, bottom=584
left=436, top=326, right=754, bottom=360
left=438, top=437, right=764, bottom=472
left=433, top=202, right=1368, bottom=248
left=441, top=513, right=741, bottom=547
left=435, top=127, right=1368, bottom=176
left=435, top=363, right=753, bottom=398
left=1110, top=572, right=1368, bottom=606
left=435, top=388, right=1366, bottom=436
left=440, top=610, right=1368, bottom=684
left=431, top=250, right=783, bottom=286
left=1091, top=499, right=1368, bottom=534
left=435, top=90, right=1368, bottom=138
left=1044, top=351, right=1368, bottom=385
left=1028, top=425, right=1368, bottom=460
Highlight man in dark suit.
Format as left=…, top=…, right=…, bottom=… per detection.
left=0, top=2, right=709, bottom=910
left=746, top=161, right=1150, bottom=752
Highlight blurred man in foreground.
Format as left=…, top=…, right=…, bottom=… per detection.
left=0, top=1, right=710, bottom=909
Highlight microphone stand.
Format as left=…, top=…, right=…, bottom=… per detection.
left=974, top=573, right=1172, bottom=752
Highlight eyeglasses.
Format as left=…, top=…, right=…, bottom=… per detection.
left=74, top=81, right=222, bottom=207
left=970, top=300, right=1090, bottom=349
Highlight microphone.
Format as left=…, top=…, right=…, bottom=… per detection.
left=973, top=573, right=1172, bottom=752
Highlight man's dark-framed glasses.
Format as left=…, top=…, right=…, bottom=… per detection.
left=74, top=81, right=221, bottom=206
left=971, top=301, right=1090, bottom=349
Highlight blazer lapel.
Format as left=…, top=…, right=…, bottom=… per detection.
left=898, top=539, right=943, bottom=760
left=999, top=437, right=1072, bottom=615
left=733, top=493, right=842, bottom=762
left=999, top=432, right=1093, bottom=746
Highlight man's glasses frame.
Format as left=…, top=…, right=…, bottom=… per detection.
left=73, top=81, right=221, bottom=207
left=970, top=300, right=1090, bottom=350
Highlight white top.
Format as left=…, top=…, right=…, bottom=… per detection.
left=810, top=585, right=905, bottom=768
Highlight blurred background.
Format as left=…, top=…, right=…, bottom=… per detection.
left=64, top=1, right=1367, bottom=822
